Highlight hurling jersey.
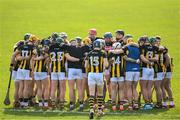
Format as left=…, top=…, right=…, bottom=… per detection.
left=108, top=52, right=124, bottom=77
left=123, top=45, right=140, bottom=72
left=88, top=50, right=107, bottom=73
left=140, top=44, right=158, bottom=68
left=18, top=44, right=34, bottom=70
left=66, top=45, right=85, bottom=69
left=81, top=45, right=91, bottom=73
left=49, top=43, right=67, bottom=72
left=154, top=46, right=167, bottom=73
left=33, top=47, right=47, bottom=72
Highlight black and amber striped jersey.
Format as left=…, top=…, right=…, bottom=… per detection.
left=81, top=45, right=91, bottom=73
left=154, top=46, right=167, bottom=73
left=18, top=44, right=34, bottom=70
left=34, top=58, right=47, bottom=72
left=166, top=58, right=173, bottom=72
left=163, top=47, right=173, bottom=72
left=140, top=44, right=158, bottom=68
left=33, top=47, right=47, bottom=72
left=108, top=52, right=124, bottom=77
left=87, top=50, right=107, bottom=73
left=49, top=43, right=67, bottom=72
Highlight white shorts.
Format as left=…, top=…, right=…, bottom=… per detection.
left=34, top=72, right=47, bottom=80
left=88, top=72, right=104, bottom=86
left=110, top=77, right=124, bottom=83
left=68, top=68, right=83, bottom=80
left=51, top=72, right=66, bottom=80
left=155, top=72, right=165, bottom=81
left=17, top=68, right=31, bottom=80
left=165, top=72, right=172, bottom=79
left=12, top=70, right=18, bottom=81
left=141, top=67, right=154, bottom=81
left=126, top=72, right=140, bottom=81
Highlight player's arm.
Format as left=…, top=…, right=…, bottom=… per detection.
left=65, top=53, right=81, bottom=62
left=31, top=53, right=36, bottom=72
left=124, top=55, right=140, bottom=64
left=140, top=54, right=153, bottom=65
left=44, top=55, right=50, bottom=75
left=164, top=53, right=171, bottom=67
left=124, top=42, right=139, bottom=48
left=109, top=49, right=124, bottom=54
left=148, top=54, right=158, bottom=62
left=10, top=50, right=20, bottom=66
left=47, top=58, right=51, bottom=76
left=33, top=55, right=45, bottom=61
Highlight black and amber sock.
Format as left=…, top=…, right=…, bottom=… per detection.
left=169, top=98, right=174, bottom=101
left=89, top=95, right=95, bottom=109
left=59, top=101, right=64, bottom=108
left=19, top=98, right=23, bottom=102
left=97, top=96, right=104, bottom=110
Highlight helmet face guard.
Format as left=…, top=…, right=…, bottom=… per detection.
left=55, top=37, right=64, bottom=45
left=24, top=33, right=31, bottom=41
left=93, top=40, right=102, bottom=49
left=112, top=42, right=122, bottom=49
left=115, top=30, right=124, bottom=36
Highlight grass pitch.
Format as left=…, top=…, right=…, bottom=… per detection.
left=0, top=0, right=180, bottom=119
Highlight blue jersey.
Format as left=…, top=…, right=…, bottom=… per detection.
left=123, top=45, right=140, bottom=72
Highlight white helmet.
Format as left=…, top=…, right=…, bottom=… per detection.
left=112, top=42, right=122, bottom=49
left=59, top=32, right=68, bottom=39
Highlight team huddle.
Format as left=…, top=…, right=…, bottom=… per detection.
left=9, top=28, right=175, bottom=119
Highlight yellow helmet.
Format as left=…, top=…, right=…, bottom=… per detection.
left=83, top=37, right=92, bottom=45
left=29, top=34, right=39, bottom=42
left=126, top=38, right=134, bottom=44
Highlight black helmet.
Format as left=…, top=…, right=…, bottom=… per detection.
left=93, top=39, right=102, bottom=49
left=115, top=30, right=125, bottom=36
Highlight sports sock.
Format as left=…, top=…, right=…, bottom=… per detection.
left=89, top=96, right=95, bottom=109
left=19, top=98, right=24, bottom=106
left=44, top=100, right=48, bottom=107
left=38, top=100, right=43, bottom=107
left=23, top=98, right=29, bottom=107
left=97, top=96, right=104, bottom=110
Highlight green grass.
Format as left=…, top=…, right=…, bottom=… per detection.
left=0, top=0, right=180, bottom=119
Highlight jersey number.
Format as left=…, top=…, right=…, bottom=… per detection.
left=147, top=51, right=153, bottom=58
left=90, top=56, right=99, bottom=66
left=21, top=50, right=29, bottom=57
left=115, top=56, right=121, bottom=64
left=50, top=52, right=64, bottom=62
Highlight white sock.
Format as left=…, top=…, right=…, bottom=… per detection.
left=170, top=101, right=174, bottom=106
left=163, top=102, right=167, bottom=106
left=44, top=102, right=48, bottom=107
left=39, top=102, right=43, bottom=107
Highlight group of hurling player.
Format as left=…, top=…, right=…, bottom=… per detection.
left=10, top=28, right=175, bottom=119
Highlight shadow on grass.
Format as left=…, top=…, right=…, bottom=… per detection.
left=2, top=107, right=169, bottom=117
